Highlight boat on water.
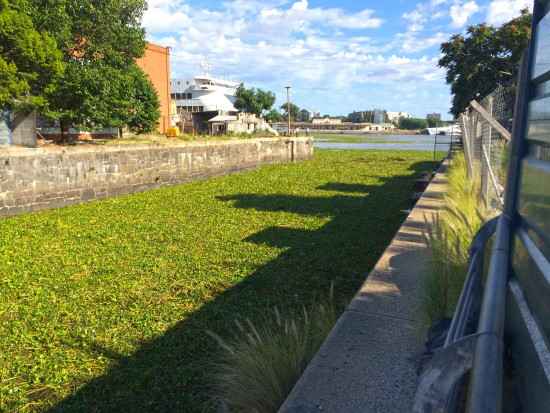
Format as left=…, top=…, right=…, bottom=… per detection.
left=170, top=59, right=239, bottom=113
left=423, top=124, right=461, bottom=135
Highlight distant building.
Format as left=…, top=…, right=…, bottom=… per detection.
left=373, top=109, right=386, bottom=124
left=387, top=111, right=410, bottom=123
left=427, top=113, right=441, bottom=120
left=136, top=43, right=173, bottom=133
left=270, top=121, right=394, bottom=134
left=347, top=111, right=366, bottom=122
left=310, top=110, right=321, bottom=119
left=312, top=116, right=342, bottom=124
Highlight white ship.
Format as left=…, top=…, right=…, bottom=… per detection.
left=170, top=59, right=238, bottom=113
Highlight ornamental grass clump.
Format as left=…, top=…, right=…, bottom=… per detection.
left=207, top=288, right=341, bottom=413
left=419, top=153, right=494, bottom=325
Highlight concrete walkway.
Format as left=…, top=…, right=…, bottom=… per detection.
left=279, top=164, right=448, bottom=413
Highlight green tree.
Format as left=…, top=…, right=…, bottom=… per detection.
left=234, top=84, right=276, bottom=117
left=297, top=109, right=311, bottom=122
left=28, top=0, right=153, bottom=136
left=439, top=9, right=531, bottom=116
left=399, top=117, right=428, bottom=130
left=266, top=109, right=283, bottom=123
left=280, top=103, right=300, bottom=122
left=0, top=0, right=62, bottom=110
left=427, top=118, right=439, bottom=128
left=127, top=67, right=160, bottom=134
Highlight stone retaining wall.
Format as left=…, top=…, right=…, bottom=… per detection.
left=0, top=137, right=312, bottom=218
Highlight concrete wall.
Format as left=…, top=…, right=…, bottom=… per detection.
left=0, top=137, right=312, bottom=218
left=10, top=111, right=37, bottom=148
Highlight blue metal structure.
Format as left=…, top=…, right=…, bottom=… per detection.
left=414, top=1, right=550, bottom=411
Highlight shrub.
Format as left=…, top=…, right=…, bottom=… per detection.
left=418, top=153, right=494, bottom=324
left=207, top=287, right=342, bottom=413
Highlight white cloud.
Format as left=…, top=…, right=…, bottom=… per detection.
left=401, top=0, right=452, bottom=24
left=394, top=31, right=449, bottom=53
left=402, top=9, right=427, bottom=24
left=143, top=8, right=190, bottom=32
left=408, top=23, right=425, bottom=32
left=449, top=1, right=480, bottom=28
left=291, top=0, right=308, bottom=11
left=145, top=0, right=453, bottom=116
left=330, top=10, right=384, bottom=29
left=485, top=0, right=532, bottom=25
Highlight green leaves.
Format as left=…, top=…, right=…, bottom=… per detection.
left=400, top=117, right=428, bottom=130
left=439, top=9, right=531, bottom=116
left=234, top=83, right=276, bottom=117
left=0, top=149, right=436, bottom=411
left=0, top=0, right=62, bottom=109
left=27, top=0, right=153, bottom=132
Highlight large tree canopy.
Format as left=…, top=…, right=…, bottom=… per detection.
left=266, top=109, right=283, bottom=123
left=234, top=84, right=276, bottom=117
left=27, top=0, right=159, bottom=135
left=0, top=0, right=62, bottom=109
left=297, top=109, right=311, bottom=122
left=439, top=9, right=531, bottom=117
left=280, top=103, right=300, bottom=122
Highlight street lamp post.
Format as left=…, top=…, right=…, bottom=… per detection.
left=285, top=86, right=291, bottom=137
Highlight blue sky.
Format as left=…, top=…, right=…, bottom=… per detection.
left=143, top=0, right=532, bottom=120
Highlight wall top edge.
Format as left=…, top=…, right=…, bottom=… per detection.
left=0, top=137, right=312, bottom=157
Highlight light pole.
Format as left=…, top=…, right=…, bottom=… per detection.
left=285, top=86, right=291, bottom=136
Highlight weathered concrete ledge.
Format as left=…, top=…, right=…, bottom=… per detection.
left=0, top=137, right=312, bottom=218
left=279, top=163, right=448, bottom=413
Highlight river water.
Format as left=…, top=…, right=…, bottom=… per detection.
left=314, top=134, right=456, bottom=152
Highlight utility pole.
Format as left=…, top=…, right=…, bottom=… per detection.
left=286, top=86, right=291, bottom=136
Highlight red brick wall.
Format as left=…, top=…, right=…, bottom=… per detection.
left=136, top=43, right=171, bottom=133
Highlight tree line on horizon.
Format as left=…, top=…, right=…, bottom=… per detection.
left=234, top=88, right=450, bottom=130
left=1, top=0, right=160, bottom=137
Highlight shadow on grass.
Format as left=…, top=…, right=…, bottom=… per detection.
left=49, top=160, right=434, bottom=413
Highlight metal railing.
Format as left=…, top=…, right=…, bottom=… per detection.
left=414, top=0, right=550, bottom=407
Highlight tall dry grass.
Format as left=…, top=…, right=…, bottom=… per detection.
left=207, top=287, right=342, bottom=413
left=419, top=153, right=495, bottom=325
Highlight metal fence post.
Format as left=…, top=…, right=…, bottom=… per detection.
left=460, top=114, right=474, bottom=179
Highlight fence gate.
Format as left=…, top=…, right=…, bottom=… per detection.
left=0, top=109, right=10, bottom=147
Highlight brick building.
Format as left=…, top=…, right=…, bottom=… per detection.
left=136, top=43, right=173, bottom=133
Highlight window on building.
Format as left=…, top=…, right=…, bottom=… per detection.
left=186, top=93, right=192, bottom=99
left=186, top=81, right=190, bottom=85
left=177, top=81, right=180, bottom=85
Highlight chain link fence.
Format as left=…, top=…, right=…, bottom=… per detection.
left=458, top=81, right=516, bottom=213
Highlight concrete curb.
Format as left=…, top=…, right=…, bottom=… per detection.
left=279, top=162, right=449, bottom=413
